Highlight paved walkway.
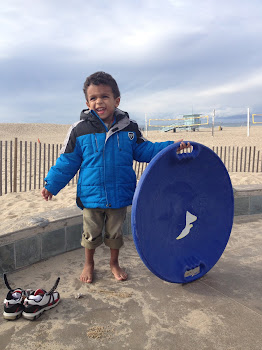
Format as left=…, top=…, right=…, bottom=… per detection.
left=1, top=214, right=262, bottom=350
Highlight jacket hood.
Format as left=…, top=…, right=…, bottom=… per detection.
left=80, top=109, right=93, bottom=121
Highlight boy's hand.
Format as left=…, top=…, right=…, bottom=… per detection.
left=41, top=188, right=53, bottom=201
left=176, top=139, right=191, bottom=152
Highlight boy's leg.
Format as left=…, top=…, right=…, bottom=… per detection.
left=104, top=207, right=128, bottom=281
left=110, top=248, right=128, bottom=281
left=80, top=248, right=95, bottom=283
left=80, top=208, right=105, bottom=283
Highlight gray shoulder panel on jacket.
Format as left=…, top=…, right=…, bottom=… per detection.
left=60, top=120, right=84, bottom=154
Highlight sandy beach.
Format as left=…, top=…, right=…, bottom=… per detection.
left=0, top=123, right=262, bottom=229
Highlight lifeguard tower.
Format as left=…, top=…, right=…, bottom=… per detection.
left=183, top=114, right=202, bottom=131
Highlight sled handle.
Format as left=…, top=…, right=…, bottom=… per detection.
left=174, top=141, right=200, bottom=160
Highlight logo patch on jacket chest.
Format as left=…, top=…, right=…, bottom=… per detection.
left=128, top=132, right=135, bottom=140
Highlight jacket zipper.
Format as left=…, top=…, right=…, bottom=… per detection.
left=117, top=133, right=121, bottom=150
left=101, top=117, right=129, bottom=208
left=103, top=131, right=120, bottom=208
left=103, top=145, right=110, bottom=207
left=93, top=133, right=98, bottom=152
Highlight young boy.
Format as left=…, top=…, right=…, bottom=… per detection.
left=41, top=71, right=189, bottom=283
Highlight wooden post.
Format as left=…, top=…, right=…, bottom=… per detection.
left=0, top=141, right=2, bottom=196
left=232, top=147, right=235, bottom=172
left=52, top=144, right=55, bottom=166
left=252, top=146, right=256, bottom=172
left=48, top=144, right=50, bottom=173
left=137, top=162, right=141, bottom=180
left=13, top=138, right=18, bottom=192
left=224, top=146, right=227, bottom=167
left=228, top=146, right=231, bottom=171
left=235, top=147, right=239, bottom=172
left=244, top=147, right=247, bottom=172
left=240, top=147, right=243, bottom=172
left=29, top=142, right=32, bottom=191
left=248, top=146, right=251, bottom=172
left=38, top=143, right=41, bottom=189
left=257, top=151, right=260, bottom=172
left=24, top=141, right=27, bottom=191
left=20, top=141, right=22, bottom=192
left=34, top=142, right=37, bottom=189
left=43, top=143, right=46, bottom=187
left=10, top=140, right=13, bottom=193
left=5, top=141, right=7, bottom=194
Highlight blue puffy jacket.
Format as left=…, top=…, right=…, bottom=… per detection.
left=44, top=108, right=173, bottom=209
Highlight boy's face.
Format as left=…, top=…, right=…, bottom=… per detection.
left=86, top=84, right=120, bottom=125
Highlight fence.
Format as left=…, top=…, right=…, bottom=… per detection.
left=0, top=139, right=261, bottom=196
left=0, top=139, right=78, bottom=196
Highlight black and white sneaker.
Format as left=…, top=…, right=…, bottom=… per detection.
left=3, top=274, right=32, bottom=320
left=22, top=277, right=60, bottom=320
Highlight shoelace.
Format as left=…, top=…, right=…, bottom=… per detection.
left=11, top=291, right=22, bottom=300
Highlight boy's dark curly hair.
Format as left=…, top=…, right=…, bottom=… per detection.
left=83, top=71, right=121, bottom=100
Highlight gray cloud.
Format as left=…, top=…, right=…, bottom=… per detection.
left=1, top=0, right=262, bottom=125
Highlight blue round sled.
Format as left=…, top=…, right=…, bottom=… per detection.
left=131, top=142, right=234, bottom=283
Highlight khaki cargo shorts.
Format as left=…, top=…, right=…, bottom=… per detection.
left=81, top=207, right=127, bottom=250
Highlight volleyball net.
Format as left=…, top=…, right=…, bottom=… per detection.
left=252, top=114, right=262, bottom=124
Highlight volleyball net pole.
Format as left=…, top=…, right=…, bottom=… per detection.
left=247, top=107, right=250, bottom=137
left=212, top=109, right=215, bottom=137
left=145, top=113, right=148, bottom=137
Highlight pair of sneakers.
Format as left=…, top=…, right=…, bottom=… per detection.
left=3, top=274, right=60, bottom=321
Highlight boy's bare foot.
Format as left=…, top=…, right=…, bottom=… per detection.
left=110, top=262, right=128, bottom=281
left=80, top=262, right=94, bottom=283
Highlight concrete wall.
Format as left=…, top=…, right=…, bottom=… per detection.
left=0, top=207, right=132, bottom=274
left=1, top=185, right=262, bottom=274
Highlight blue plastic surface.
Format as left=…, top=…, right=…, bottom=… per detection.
left=131, top=142, right=234, bottom=283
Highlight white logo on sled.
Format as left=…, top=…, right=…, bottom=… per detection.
left=128, top=132, right=134, bottom=140
left=176, top=211, right=198, bottom=240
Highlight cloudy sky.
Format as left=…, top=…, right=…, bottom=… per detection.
left=1, top=0, right=262, bottom=125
